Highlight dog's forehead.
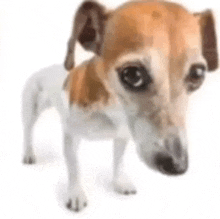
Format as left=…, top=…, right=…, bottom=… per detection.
left=102, top=2, right=201, bottom=69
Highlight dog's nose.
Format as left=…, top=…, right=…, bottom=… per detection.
left=154, top=153, right=188, bottom=175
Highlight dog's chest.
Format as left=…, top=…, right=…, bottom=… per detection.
left=69, top=102, right=130, bottom=140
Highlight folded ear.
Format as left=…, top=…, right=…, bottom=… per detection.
left=195, top=10, right=218, bottom=71
left=64, top=1, right=108, bottom=70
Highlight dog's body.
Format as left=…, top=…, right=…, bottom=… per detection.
left=22, top=0, right=218, bottom=212
left=22, top=63, right=131, bottom=144
left=22, top=63, right=134, bottom=211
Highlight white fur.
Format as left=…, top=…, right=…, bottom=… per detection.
left=22, top=64, right=135, bottom=212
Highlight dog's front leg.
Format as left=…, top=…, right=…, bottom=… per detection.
left=64, top=130, right=87, bottom=212
left=113, top=138, right=137, bottom=195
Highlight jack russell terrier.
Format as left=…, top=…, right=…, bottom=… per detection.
left=22, top=0, right=218, bottom=212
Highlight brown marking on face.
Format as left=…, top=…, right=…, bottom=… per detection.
left=101, top=2, right=202, bottom=71
left=99, top=1, right=203, bottom=132
left=66, top=58, right=111, bottom=108
left=102, top=2, right=170, bottom=71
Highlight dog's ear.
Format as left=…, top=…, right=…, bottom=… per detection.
left=64, top=1, right=108, bottom=70
left=195, top=10, right=218, bottom=71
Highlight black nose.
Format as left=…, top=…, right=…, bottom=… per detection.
left=154, top=153, right=188, bottom=176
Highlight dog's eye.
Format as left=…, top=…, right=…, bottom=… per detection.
left=117, top=66, right=152, bottom=91
left=189, top=64, right=205, bottom=80
left=186, top=64, right=206, bottom=92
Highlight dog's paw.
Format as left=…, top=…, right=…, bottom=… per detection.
left=66, top=187, right=87, bottom=212
left=113, top=176, right=137, bottom=195
left=23, top=155, right=36, bottom=164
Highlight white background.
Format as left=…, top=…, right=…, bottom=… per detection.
left=1, top=0, right=220, bottom=218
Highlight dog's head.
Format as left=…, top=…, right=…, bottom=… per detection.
left=65, top=0, right=218, bottom=175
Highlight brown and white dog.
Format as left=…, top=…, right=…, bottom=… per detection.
left=22, top=0, right=218, bottom=212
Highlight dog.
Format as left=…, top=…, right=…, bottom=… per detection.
left=22, top=0, right=218, bottom=212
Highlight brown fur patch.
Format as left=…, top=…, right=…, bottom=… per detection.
left=101, top=2, right=201, bottom=74
left=66, top=58, right=110, bottom=108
